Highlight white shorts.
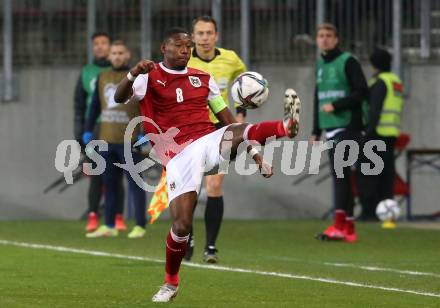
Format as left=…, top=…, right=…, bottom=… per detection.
left=166, top=125, right=230, bottom=204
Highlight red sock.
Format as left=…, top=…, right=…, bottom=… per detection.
left=334, top=210, right=346, bottom=230
left=244, top=121, right=286, bottom=145
left=165, top=229, right=189, bottom=286
left=345, top=217, right=355, bottom=235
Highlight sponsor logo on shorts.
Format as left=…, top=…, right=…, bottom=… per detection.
left=169, top=182, right=176, bottom=191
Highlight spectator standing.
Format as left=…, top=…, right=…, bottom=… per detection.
left=311, top=23, right=368, bottom=243
left=74, top=32, right=126, bottom=232
left=358, top=48, right=404, bottom=222
left=83, top=41, right=147, bottom=238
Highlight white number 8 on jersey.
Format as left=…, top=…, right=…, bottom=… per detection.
left=176, top=88, right=184, bottom=103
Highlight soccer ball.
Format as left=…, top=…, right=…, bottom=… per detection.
left=376, top=199, right=400, bottom=221
left=230, top=71, right=269, bottom=109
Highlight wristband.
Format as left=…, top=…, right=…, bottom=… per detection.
left=248, top=147, right=259, bottom=158
left=127, top=72, right=136, bottom=82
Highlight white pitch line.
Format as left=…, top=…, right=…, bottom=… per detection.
left=323, top=262, right=440, bottom=279
left=1, top=239, right=439, bottom=299
left=267, top=256, right=440, bottom=279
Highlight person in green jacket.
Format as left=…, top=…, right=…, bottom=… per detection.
left=310, top=23, right=368, bottom=243
left=73, top=32, right=126, bottom=232
left=358, top=48, right=404, bottom=221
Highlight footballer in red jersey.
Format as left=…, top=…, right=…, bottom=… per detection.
left=131, top=63, right=220, bottom=149
left=114, top=27, right=301, bottom=303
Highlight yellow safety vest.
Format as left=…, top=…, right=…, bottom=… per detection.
left=373, top=72, right=404, bottom=137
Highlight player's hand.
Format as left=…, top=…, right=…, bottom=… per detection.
left=130, top=60, right=155, bottom=76
left=259, top=160, right=273, bottom=178
left=253, top=153, right=273, bottom=178
left=321, top=103, right=335, bottom=113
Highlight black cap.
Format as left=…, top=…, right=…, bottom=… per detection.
left=370, top=48, right=392, bottom=72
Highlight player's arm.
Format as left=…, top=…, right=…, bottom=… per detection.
left=208, top=75, right=238, bottom=125
left=310, top=86, right=322, bottom=142
left=214, top=102, right=236, bottom=125
left=84, top=79, right=101, bottom=133
left=331, top=57, right=368, bottom=111
left=73, top=73, right=87, bottom=145
left=114, top=60, right=155, bottom=103
left=365, top=79, right=386, bottom=137
left=210, top=86, right=272, bottom=177
left=81, top=78, right=102, bottom=145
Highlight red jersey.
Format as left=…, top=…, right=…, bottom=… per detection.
left=133, top=63, right=219, bottom=148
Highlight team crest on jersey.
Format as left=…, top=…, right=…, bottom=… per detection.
left=188, top=76, right=202, bottom=88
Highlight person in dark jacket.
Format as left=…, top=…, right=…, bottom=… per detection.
left=310, top=23, right=368, bottom=243
left=358, top=48, right=404, bottom=221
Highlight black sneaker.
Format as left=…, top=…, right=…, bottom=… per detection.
left=203, top=246, right=219, bottom=264
left=184, top=236, right=194, bottom=261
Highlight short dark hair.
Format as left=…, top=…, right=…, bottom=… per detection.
left=191, top=15, right=218, bottom=32
left=162, top=27, right=190, bottom=43
left=317, top=23, right=338, bottom=37
left=91, top=31, right=111, bottom=41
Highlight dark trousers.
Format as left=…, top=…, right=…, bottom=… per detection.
left=88, top=173, right=124, bottom=215
left=101, top=144, right=146, bottom=227
left=328, top=130, right=361, bottom=217
left=87, top=125, right=125, bottom=215
left=358, top=136, right=396, bottom=220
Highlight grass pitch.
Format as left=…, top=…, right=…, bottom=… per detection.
left=0, top=220, right=439, bottom=307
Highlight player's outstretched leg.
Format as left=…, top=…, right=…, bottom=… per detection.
left=215, top=89, right=301, bottom=180
left=221, top=88, right=301, bottom=155
left=152, top=192, right=197, bottom=303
